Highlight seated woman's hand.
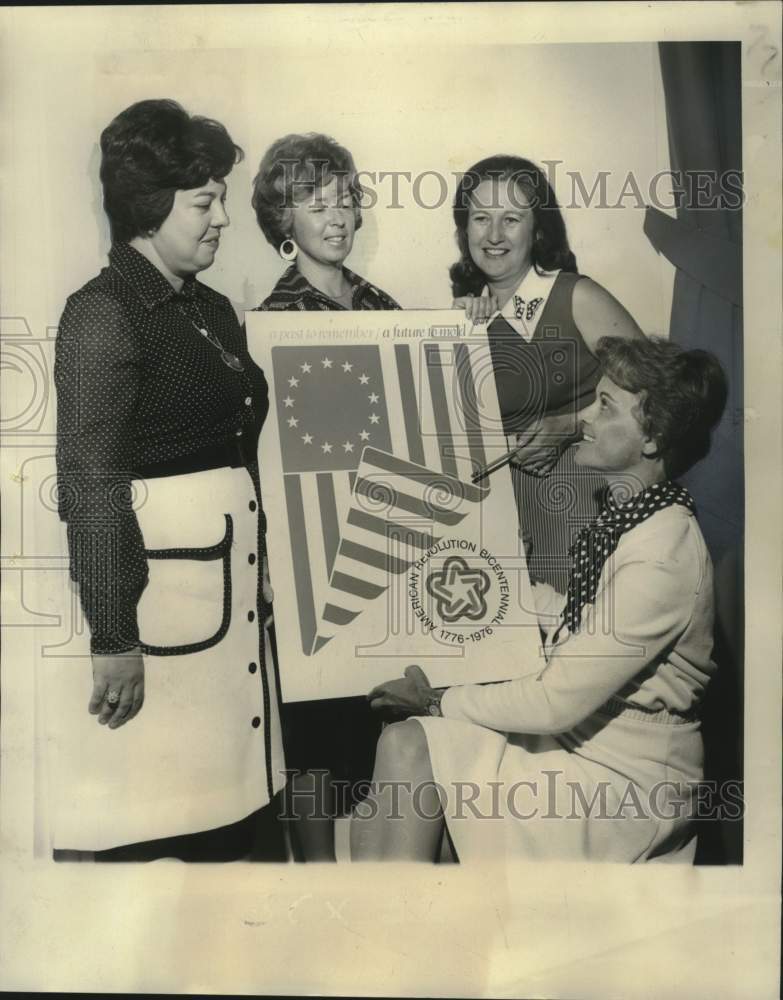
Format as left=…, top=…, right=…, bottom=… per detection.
left=368, top=665, right=436, bottom=718
left=452, top=294, right=498, bottom=325
left=89, top=648, right=145, bottom=729
left=509, top=426, right=562, bottom=476
left=510, top=413, right=578, bottom=477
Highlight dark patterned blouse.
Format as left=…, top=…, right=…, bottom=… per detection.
left=55, top=241, right=268, bottom=654
left=256, top=264, right=400, bottom=312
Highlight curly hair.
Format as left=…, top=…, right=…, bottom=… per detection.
left=595, top=336, right=728, bottom=479
left=100, top=99, right=243, bottom=243
left=449, top=155, right=577, bottom=298
left=251, top=132, right=363, bottom=249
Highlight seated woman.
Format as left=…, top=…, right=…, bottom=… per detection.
left=251, top=133, right=400, bottom=861
left=351, top=336, right=727, bottom=863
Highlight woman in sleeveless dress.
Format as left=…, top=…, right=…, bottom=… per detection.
left=450, top=155, right=643, bottom=592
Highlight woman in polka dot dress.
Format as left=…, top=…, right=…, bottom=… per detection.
left=49, top=100, right=285, bottom=861
left=353, top=336, right=728, bottom=863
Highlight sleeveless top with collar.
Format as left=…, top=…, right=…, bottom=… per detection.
left=486, top=271, right=601, bottom=435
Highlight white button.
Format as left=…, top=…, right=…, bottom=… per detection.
left=244, top=396, right=252, bottom=406
left=235, top=429, right=242, bottom=437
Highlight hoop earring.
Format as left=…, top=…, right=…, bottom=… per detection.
left=279, top=238, right=298, bottom=262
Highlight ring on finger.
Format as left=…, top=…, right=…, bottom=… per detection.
left=106, top=689, right=121, bottom=706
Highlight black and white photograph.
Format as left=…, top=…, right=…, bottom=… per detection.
left=1, top=2, right=780, bottom=996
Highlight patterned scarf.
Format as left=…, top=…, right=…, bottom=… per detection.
left=561, top=481, right=696, bottom=636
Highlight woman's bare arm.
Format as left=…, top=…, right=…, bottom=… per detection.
left=572, top=277, right=644, bottom=354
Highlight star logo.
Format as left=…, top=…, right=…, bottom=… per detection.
left=426, top=556, right=490, bottom=622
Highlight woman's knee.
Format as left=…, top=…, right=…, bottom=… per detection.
left=375, top=719, right=431, bottom=778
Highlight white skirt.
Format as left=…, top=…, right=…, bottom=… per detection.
left=417, top=701, right=704, bottom=864
left=41, top=465, right=286, bottom=852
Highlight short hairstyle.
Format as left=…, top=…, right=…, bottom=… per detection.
left=595, top=336, right=728, bottom=479
left=251, top=132, right=363, bottom=248
left=450, top=155, right=577, bottom=298
left=100, top=99, right=243, bottom=243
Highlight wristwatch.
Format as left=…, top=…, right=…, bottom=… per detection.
left=425, top=690, right=444, bottom=717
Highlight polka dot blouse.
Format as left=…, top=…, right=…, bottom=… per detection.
left=54, top=241, right=269, bottom=655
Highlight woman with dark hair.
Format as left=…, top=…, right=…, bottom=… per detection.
left=352, top=337, right=728, bottom=863
left=251, top=133, right=399, bottom=861
left=51, top=99, right=285, bottom=861
left=451, top=155, right=644, bottom=592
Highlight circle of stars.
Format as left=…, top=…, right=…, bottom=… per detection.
left=283, top=357, right=383, bottom=455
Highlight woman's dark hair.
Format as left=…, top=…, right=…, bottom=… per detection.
left=100, top=99, right=243, bottom=243
left=251, top=132, right=363, bottom=249
left=450, top=155, right=577, bottom=298
left=595, top=336, right=728, bottom=479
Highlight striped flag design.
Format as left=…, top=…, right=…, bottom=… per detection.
left=273, top=340, right=495, bottom=656
left=314, top=448, right=488, bottom=651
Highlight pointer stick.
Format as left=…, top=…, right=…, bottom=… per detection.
left=471, top=446, right=519, bottom=484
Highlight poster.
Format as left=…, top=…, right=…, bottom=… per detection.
left=249, top=309, right=542, bottom=702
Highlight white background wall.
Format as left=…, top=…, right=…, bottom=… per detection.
left=3, top=30, right=675, bottom=341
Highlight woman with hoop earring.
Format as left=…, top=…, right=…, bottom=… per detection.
left=251, top=132, right=400, bottom=861
left=252, top=132, right=399, bottom=313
